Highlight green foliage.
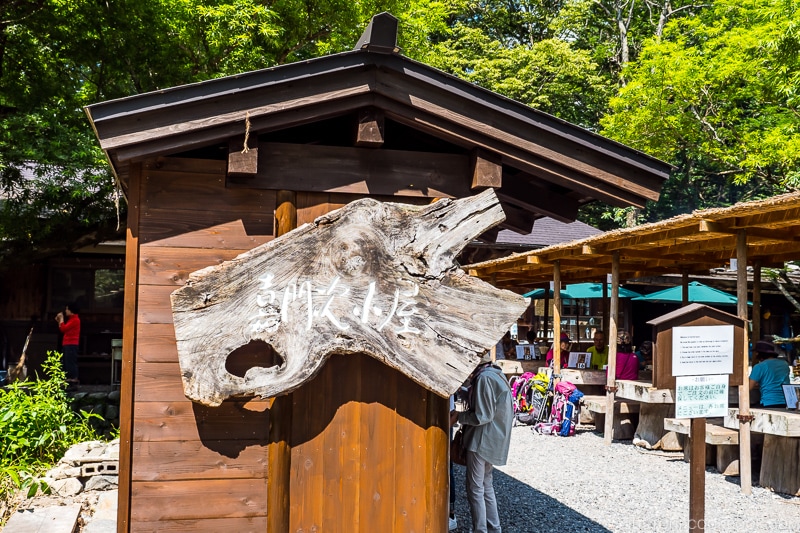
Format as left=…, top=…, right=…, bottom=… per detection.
left=600, top=0, right=800, bottom=221
left=409, top=3, right=610, bottom=128
left=0, top=351, right=102, bottom=502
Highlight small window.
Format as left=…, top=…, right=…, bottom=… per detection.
left=50, top=267, right=124, bottom=312
left=94, top=269, right=125, bottom=309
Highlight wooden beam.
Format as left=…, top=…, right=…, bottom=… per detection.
left=470, top=149, right=502, bottom=190
left=699, top=219, right=800, bottom=242
left=228, top=142, right=470, bottom=199
left=498, top=201, right=536, bottom=234
left=497, top=177, right=579, bottom=223
left=355, top=108, right=385, bottom=147
left=377, top=98, right=655, bottom=209
left=374, top=71, right=665, bottom=202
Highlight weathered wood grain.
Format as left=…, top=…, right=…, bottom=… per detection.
left=131, top=516, right=267, bottom=533
left=129, top=478, right=267, bottom=521
left=139, top=247, right=251, bottom=287
left=133, top=400, right=270, bottom=442
left=131, top=440, right=268, bottom=481
left=140, top=209, right=274, bottom=246
left=225, top=142, right=470, bottom=198
left=171, top=189, right=528, bottom=405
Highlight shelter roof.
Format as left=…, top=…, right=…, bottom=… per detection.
left=85, top=13, right=669, bottom=238
left=467, top=191, right=800, bottom=291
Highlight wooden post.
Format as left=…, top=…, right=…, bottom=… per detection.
left=682, top=270, right=689, bottom=306
left=268, top=188, right=298, bottom=533
left=543, top=290, right=550, bottom=343
left=604, top=252, right=620, bottom=445
left=553, top=261, right=562, bottom=377
left=737, top=229, right=752, bottom=495
left=601, top=278, right=608, bottom=342
left=689, top=417, right=706, bottom=532
left=752, top=261, right=761, bottom=345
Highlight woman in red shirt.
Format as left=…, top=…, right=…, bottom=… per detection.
left=56, top=302, right=81, bottom=383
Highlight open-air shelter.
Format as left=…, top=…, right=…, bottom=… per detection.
left=466, top=191, right=800, bottom=495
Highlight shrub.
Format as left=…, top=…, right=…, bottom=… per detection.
left=0, top=351, right=103, bottom=501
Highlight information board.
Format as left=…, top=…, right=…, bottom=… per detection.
left=672, top=325, right=734, bottom=376
left=675, top=374, right=729, bottom=418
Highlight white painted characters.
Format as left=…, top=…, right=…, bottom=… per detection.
left=250, top=273, right=422, bottom=336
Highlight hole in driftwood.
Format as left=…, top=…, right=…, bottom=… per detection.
left=225, top=339, right=284, bottom=378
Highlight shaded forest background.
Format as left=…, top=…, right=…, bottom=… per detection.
left=1, top=0, right=799, bottom=269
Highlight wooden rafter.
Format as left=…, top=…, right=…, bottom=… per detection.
left=466, top=192, right=800, bottom=291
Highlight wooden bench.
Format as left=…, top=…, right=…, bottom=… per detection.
left=582, top=395, right=640, bottom=440
left=725, top=407, right=800, bottom=495
left=664, top=417, right=739, bottom=475
left=616, top=380, right=681, bottom=451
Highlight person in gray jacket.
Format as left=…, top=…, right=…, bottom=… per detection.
left=450, top=353, right=513, bottom=533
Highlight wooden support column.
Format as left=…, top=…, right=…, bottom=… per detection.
left=604, top=252, right=620, bottom=446
left=601, top=278, right=609, bottom=343
left=553, top=262, right=562, bottom=377
left=267, top=190, right=297, bottom=533
left=117, top=162, right=142, bottom=532
left=275, top=190, right=297, bottom=238
left=689, top=417, right=706, bottom=532
left=737, top=229, right=752, bottom=495
left=752, top=261, right=761, bottom=344
left=682, top=269, right=689, bottom=306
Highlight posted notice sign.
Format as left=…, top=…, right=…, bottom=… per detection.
left=675, top=374, right=729, bottom=418
left=672, top=325, right=734, bottom=376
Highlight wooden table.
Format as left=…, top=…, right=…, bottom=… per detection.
left=615, top=380, right=680, bottom=450
left=664, top=417, right=740, bottom=475
left=724, top=407, right=800, bottom=495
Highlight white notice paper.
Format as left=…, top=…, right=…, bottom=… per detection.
left=675, top=374, right=729, bottom=418
left=672, top=325, right=734, bottom=377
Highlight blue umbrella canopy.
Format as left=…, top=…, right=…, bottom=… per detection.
left=522, top=288, right=573, bottom=299
left=564, top=282, right=642, bottom=299
left=632, top=281, right=750, bottom=306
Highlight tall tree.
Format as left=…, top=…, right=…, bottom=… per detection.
left=0, top=0, right=405, bottom=270
left=600, top=0, right=800, bottom=221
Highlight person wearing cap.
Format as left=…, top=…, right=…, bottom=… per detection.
left=449, top=353, right=513, bottom=533
left=546, top=332, right=571, bottom=368
left=749, top=339, right=790, bottom=408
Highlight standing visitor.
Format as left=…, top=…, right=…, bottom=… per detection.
left=56, top=302, right=81, bottom=385
left=450, top=354, right=513, bottom=533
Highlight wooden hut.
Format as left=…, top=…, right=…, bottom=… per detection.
left=84, top=13, right=670, bottom=532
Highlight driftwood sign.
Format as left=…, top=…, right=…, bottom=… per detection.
left=171, top=189, right=528, bottom=406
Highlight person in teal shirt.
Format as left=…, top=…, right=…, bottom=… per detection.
left=749, top=340, right=790, bottom=408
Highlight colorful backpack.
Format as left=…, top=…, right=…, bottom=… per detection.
left=549, top=381, right=582, bottom=436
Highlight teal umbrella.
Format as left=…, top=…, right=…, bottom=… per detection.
left=522, top=288, right=573, bottom=299
left=632, top=281, right=750, bottom=306
left=564, top=282, right=642, bottom=299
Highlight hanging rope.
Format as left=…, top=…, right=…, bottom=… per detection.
left=242, top=111, right=251, bottom=153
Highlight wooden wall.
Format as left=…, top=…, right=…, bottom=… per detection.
left=123, top=157, right=449, bottom=532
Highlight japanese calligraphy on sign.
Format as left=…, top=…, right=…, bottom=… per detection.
left=170, top=189, right=529, bottom=406
left=250, top=274, right=423, bottom=337
left=675, top=374, right=729, bottom=418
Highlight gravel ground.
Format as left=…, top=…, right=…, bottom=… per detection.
left=451, top=424, right=800, bottom=533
